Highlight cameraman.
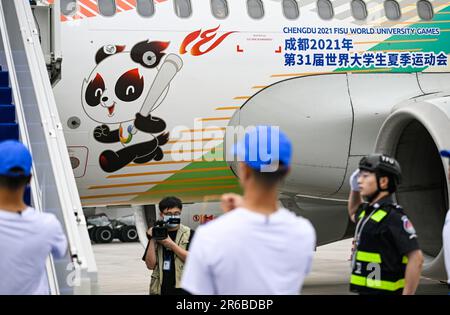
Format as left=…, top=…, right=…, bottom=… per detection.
left=142, top=196, right=195, bottom=295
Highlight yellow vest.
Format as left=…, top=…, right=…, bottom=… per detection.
left=149, top=224, right=191, bottom=295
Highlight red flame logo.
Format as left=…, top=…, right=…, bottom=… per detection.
left=180, top=26, right=236, bottom=56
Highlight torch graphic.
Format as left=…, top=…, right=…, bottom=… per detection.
left=130, top=54, right=183, bottom=134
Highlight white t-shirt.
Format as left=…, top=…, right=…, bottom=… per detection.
left=443, top=210, right=450, bottom=285
left=0, top=207, right=68, bottom=295
left=181, top=207, right=316, bottom=295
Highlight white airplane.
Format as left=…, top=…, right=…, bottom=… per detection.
left=32, top=0, right=450, bottom=280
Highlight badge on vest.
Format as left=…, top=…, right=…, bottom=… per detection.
left=163, top=259, right=171, bottom=271
left=401, top=215, right=417, bottom=239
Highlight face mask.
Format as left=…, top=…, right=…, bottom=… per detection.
left=163, top=215, right=181, bottom=228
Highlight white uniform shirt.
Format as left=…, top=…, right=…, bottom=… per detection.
left=181, top=207, right=316, bottom=295
left=0, top=208, right=67, bottom=295
left=443, top=210, right=450, bottom=285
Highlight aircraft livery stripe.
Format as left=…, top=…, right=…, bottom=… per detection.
left=180, top=127, right=226, bottom=133
left=126, top=161, right=190, bottom=167
left=88, top=175, right=236, bottom=189
left=81, top=0, right=100, bottom=13
left=215, top=106, right=240, bottom=110
left=107, top=166, right=231, bottom=178
left=198, top=117, right=231, bottom=121
left=116, top=0, right=134, bottom=11
left=78, top=4, right=96, bottom=18
left=167, top=138, right=223, bottom=144
left=162, top=151, right=223, bottom=157
left=80, top=184, right=239, bottom=200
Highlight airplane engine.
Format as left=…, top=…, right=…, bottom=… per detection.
left=226, top=74, right=355, bottom=197
left=226, top=73, right=450, bottom=279
left=375, top=95, right=450, bottom=279
left=226, top=74, right=360, bottom=246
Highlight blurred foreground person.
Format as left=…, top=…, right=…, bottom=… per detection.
left=0, top=140, right=67, bottom=295
left=182, top=126, right=316, bottom=295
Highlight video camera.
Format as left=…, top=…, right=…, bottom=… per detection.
left=152, top=217, right=181, bottom=240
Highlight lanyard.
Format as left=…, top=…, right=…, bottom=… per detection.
left=351, top=208, right=377, bottom=270
left=164, top=248, right=172, bottom=259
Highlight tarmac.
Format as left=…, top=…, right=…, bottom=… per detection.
left=93, top=239, right=448, bottom=295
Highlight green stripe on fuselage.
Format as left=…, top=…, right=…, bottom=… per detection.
left=131, top=145, right=242, bottom=204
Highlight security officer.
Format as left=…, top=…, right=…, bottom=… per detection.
left=348, top=153, right=424, bottom=295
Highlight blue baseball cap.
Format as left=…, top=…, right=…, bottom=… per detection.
left=441, top=150, right=450, bottom=158
left=231, top=125, right=292, bottom=172
left=0, top=140, right=32, bottom=177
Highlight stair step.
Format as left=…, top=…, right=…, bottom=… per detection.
left=0, top=71, right=8, bottom=87
left=0, top=105, right=15, bottom=123
left=0, top=68, right=27, bottom=203
left=0, top=87, right=11, bottom=104
left=0, top=123, right=18, bottom=141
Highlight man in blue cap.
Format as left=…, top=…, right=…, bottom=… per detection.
left=181, top=126, right=316, bottom=294
left=0, top=140, right=67, bottom=295
left=440, top=149, right=450, bottom=294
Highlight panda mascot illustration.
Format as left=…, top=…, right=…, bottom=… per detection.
left=81, top=41, right=183, bottom=173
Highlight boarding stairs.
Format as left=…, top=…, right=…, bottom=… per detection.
left=0, top=0, right=97, bottom=294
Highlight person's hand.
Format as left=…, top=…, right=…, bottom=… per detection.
left=146, top=227, right=153, bottom=240
left=157, top=237, right=175, bottom=249
left=221, top=193, right=243, bottom=213
left=94, top=124, right=111, bottom=140
left=350, top=169, right=360, bottom=192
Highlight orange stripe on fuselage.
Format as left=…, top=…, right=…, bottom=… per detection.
left=80, top=0, right=100, bottom=13
left=107, top=166, right=230, bottom=178
left=126, top=160, right=190, bottom=167
left=167, top=138, right=223, bottom=144
left=181, top=127, right=226, bottom=133
left=198, top=117, right=231, bottom=122
left=116, top=0, right=134, bottom=11
left=78, top=5, right=95, bottom=18
left=89, top=176, right=235, bottom=189
left=80, top=184, right=238, bottom=200
left=216, top=106, right=240, bottom=110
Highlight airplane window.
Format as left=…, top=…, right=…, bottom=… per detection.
left=61, top=0, right=77, bottom=16
left=98, top=0, right=116, bottom=17
left=137, top=0, right=155, bottom=17
left=351, top=0, right=368, bottom=20
left=211, top=0, right=229, bottom=19
left=174, top=0, right=192, bottom=18
left=282, top=0, right=300, bottom=20
left=247, top=0, right=265, bottom=19
left=384, top=0, right=401, bottom=20
left=417, top=0, right=434, bottom=21
left=317, top=0, right=334, bottom=20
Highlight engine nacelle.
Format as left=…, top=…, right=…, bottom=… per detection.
left=227, top=73, right=450, bottom=279
left=375, top=94, right=450, bottom=279
left=227, top=74, right=354, bottom=197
